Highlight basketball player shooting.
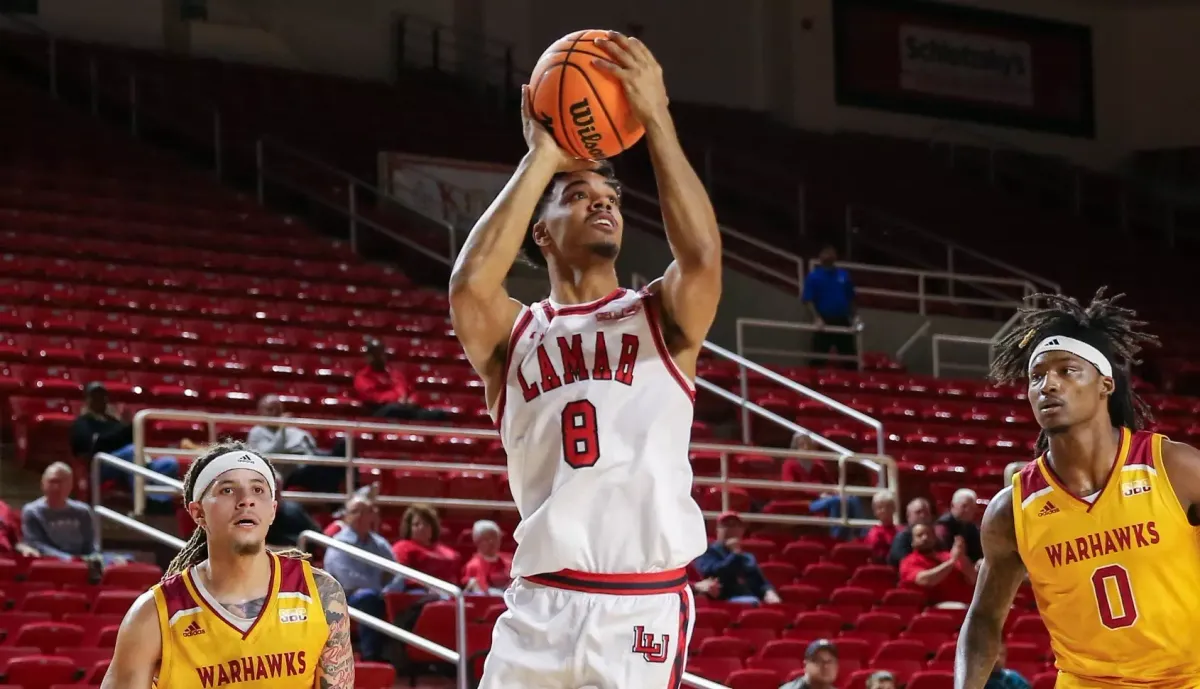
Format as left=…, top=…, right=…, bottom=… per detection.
left=955, top=290, right=1200, bottom=688
left=449, top=31, right=721, bottom=689
left=101, top=442, right=354, bottom=689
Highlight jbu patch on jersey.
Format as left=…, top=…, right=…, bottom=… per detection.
left=278, top=608, right=308, bottom=624
left=1122, top=478, right=1151, bottom=497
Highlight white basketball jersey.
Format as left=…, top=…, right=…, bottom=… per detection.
left=492, top=287, right=707, bottom=577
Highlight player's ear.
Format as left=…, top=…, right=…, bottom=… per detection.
left=187, top=501, right=205, bottom=527
left=532, top=220, right=552, bottom=248
left=1100, top=375, right=1116, bottom=398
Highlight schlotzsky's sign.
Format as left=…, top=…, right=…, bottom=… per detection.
left=833, top=0, right=1095, bottom=137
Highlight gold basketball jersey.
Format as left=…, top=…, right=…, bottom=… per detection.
left=151, top=552, right=329, bottom=688
left=1012, top=428, right=1200, bottom=687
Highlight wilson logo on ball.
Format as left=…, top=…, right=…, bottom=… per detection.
left=570, top=98, right=605, bottom=159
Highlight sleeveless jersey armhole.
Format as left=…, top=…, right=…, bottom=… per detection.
left=1010, top=470, right=1026, bottom=554
left=151, top=586, right=173, bottom=684
left=491, top=305, right=534, bottom=427
left=1148, top=433, right=1194, bottom=527
left=638, top=289, right=695, bottom=402
left=303, top=560, right=331, bottom=634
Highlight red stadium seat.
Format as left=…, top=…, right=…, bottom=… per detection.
left=726, top=668, right=783, bottom=689
left=2, top=655, right=77, bottom=689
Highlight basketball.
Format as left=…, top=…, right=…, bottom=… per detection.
left=529, top=30, right=646, bottom=160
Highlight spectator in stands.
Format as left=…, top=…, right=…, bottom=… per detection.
left=246, top=393, right=343, bottom=492
left=863, top=490, right=898, bottom=563
left=986, top=644, right=1031, bottom=689
left=936, top=488, right=984, bottom=563
left=783, top=433, right=832, bottom=484
left=354, top=339, right=444, bottom=421
left=778, top=639, right=839, bottom=689
left=462, top=519, right=513, bottom=594
left=802, top=244, right=858, bottom=369
left=323, top=483, right=381, bottom=537
left=899, top=524, right=976, bottom=608
left=809, top=491, right=867, bottom=541
left=391, top=504, right=462, bottom=589
left=70, top=382, right=179, bottom=508
left=887, top=496, right=935, bottom=566
left=0, top=500, right=36, bottom=557
left=248, top=394, right=317, bottom=456
left=21, top=462, right=124, bottom=569
left=866, top=671, right=896, bottom=689
left=265, top=469, right=321, bottom=548
left=695, top=512, right=782, bottom=605
left=323, top=494, right=401, bottom=662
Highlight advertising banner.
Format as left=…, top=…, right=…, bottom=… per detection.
left=833, top=0, right=1094, bottom=137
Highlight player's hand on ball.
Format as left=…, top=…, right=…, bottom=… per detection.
left=592, top=31, right=669, bottom=126
left=521, top=84, right=599, bottom=172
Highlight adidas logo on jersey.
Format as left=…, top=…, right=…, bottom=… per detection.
left=1037, top=501, right=1060, bottom=517
left=182, top=620, right=205, bottom=637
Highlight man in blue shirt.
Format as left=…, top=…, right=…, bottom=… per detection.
left=322, top=494, right=402, bottom=661
left=802, top=245, right=858, bottom=368
left=695, top=512, right=781, bottom=604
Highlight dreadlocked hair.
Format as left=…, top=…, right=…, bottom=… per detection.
left=165, top=440, right=309, bottom=579
left=989, top=287, right=1159, bottom=455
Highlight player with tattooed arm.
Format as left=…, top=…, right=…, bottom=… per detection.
left=101, top=442, right=354, bottom=689
left=956, top=290, right=1200, bottom=688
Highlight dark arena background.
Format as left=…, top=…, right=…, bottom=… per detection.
left=0, top=0, right=1197, bottom=688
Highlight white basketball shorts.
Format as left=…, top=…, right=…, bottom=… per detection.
left=477, top=568, right=695, bottom=689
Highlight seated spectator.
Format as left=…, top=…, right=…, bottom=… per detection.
left=264, top=470, right=322, bottom=547
left=0, top=500, right=36, bottom=557
left=888, top=497, right=935, bottom=566
left=391, top=504, right=462, bottom=588
left=323, top=483, right=380, bottom=537
left=695, top=512, right=782, bottom=605
left=246, top=394, right=342, bottom=492
left=986, top=643, right=1032, bottom=689
left=779, top=639, right=839, bottom=689
left=354, top=339, right=445, bottom=421
left=322, top=495, right=401, bottom=662
left=809, top=492, right=866, bottom=541
left=782, top=433, right=832, bottom=484
left=866, top=671, right=896, bottom=689
left=936, top=488, right=983, bottom=563
left=69, top=382, right=179, bottom=507
left=899, top=524, right=976, bottom=608
left=863, top=490, right=898, bottom=563
left=22, top=463, right=126, bottom=569
left=462, top=520, right=513, bottom=594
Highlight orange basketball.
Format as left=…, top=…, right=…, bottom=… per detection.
left=528, top=30, right=646, bottom=161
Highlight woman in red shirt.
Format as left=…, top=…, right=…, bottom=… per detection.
left=391, top=504, right=462, bottom=588
left=461, top=520, right=513, bottom=594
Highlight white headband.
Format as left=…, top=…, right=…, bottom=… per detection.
left=1029, top=336, right=1113, bottom=377
left=191, top=451, right=277, bottom=503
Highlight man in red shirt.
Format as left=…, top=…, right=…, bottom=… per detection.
left=461, top=520, right=513, bottom=594
left=898, top=522, right=977, bottom=607
left=353, top=339, right=444, bottom=421
left=863, top=490, right=898, bottom=563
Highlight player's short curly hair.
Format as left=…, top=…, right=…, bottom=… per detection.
left=520, top=162, right=620, bottom=268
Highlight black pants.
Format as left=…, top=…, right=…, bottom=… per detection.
left=373, top=402, right=447, bottom=422
left=811, top=314, right=857, bottom=369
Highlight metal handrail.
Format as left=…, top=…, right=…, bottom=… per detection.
left=88, top=452, right=470, bottom=689
left=702, top=340, right=886, bottom=459
left=129, top=409, right=897, bottom=527
left=931, top=309, right=1024, bottom=378
left=297, top=531, right=467, bottom=688
left=734, top=317, right=865, bottom=371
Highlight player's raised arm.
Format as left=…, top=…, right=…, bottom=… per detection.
left=955, top=487, right=1026, bottom=689
left=313, top=568, right=355, bottom=689
left=595, top=33, right=722, bottom=362
left=100, top=591, right=162, bottom=689
left=449, top=87, right=598, bottom=400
